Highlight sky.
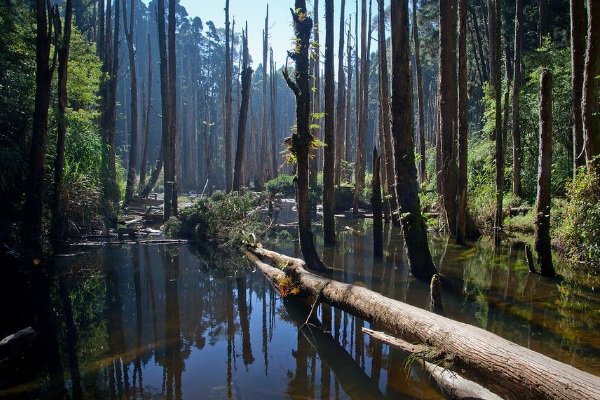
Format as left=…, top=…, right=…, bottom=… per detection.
left=178, top=0, right=351, bottom=68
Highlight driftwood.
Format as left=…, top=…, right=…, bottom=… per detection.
left=245, top=245, right=600, bottom=400
left=363, top=328, right=503, bottom=400
left=0, top=327, right=35, bottom=362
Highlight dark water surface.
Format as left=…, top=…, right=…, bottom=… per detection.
left=1, top=217, right=600, bottom=399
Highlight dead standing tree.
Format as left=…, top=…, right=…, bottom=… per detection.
left=283, top=1, right=327, bottom=272
left=233, top=27, right=253, bottom=191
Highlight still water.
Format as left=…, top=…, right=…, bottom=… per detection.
left=1, top=218, right=599, bottom=399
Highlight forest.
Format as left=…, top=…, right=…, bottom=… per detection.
left=0, top=0, right=599, bottom=398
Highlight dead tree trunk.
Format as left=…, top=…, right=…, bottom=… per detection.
left=535, top=69, right=555, bottom=277
left=456, top=0, right=468, bottom=245
left=582, top=0, right=600, bottom=171
left=571, top=0, right=586, bottom=173
left=390, top=0, right=437, bottom=281
left=323, top=0, right=336, bottom=245
left=224, top=0, right=233, bottom=191
left=512, top=0, right=523, bottom=196
left=335, top=0, right=346, bottom=186
left=270, top=47, right=278, bottom=179
left=123, top=0, right=138, bottom=205
left=233, top=29, right=253, bottom=191
left=283, top=1, right=326, bottom=272
left=439, top=0, right=458, bottom=236
left=372, top=148, right=383, bottom=257
left=51, top=0, right=73, bottom=249
left=262, top=5, right=270, bottom=181
left=412, top=0, right=426, bottom=184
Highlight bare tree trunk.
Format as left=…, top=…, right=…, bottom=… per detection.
left=390, top=0, right=437, bottom=281
left=583, top=0, right=600, bottom=171
left=233, top=29, right=253, bottom=191
left=262, top=5, right=270, bottom=181
left=51, top=0, right=73, bottom=249
left=469, top=6, right=488, bottom=82
left=372, top=148, right=383, bottom=257
left=512, top=0, right=523, bottom=196
left=283, top=1, right=326, bottom=272
left=345, top=15, right=353, bottom=166
left=138, top=34, right=152, bottom=193
left=270, top=48, right=278, bottom=179
left=456, top=0, right=468, bottom=245
left=123, top=0, right=138, bottom=204
left=166, top=0, right=177, bottom=217
left=323, top=0, right=336, bottom=245
left=335, top=0, right=346, bottom=186
left=489, top=0, right=504, bottom=236
left=571, top=0, right=586, bottom=173
left=310, top=0, right=320, bottom=191
left=439, top=0, right=458, bottom=236
left=224, top=0, right=233, bottom=191
left=538, top=0, right=549, bottom=47
left=378, top=0, right=396, bottom=222
left=353, top=0, right=368, bottom=212
left=535, top=69, right=555, bottom=277
left=412, top=0, right=426, bottom=184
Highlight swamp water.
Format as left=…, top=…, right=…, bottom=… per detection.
left=1, top=217, right=599, bottom=399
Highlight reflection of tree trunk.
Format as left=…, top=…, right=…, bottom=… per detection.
left=226, top=279, right=234, bottom=400
left=236, top=278, right=254, bottom=365
left=105, top=253, right=126, bottom=398
left=58, top=274, right=82, bottom=398
left=133, top=246, right=144, bottom=394
left=163, top=246, right=182, bottom=400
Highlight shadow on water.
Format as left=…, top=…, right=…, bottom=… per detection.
left=2, top=210, right=600, bottom=398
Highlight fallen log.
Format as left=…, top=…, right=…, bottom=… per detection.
left=363, top=328, right=502, bottom=400
left=0, top=327, right=35, bottom=362
left=246, top=245, right=600, bottom=400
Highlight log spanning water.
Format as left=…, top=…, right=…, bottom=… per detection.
left=244, top=245, right=600, bottom=400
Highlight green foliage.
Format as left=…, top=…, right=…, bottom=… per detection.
left=265, top=174, right=296, bottom=197
left=175, top=190, right=267, bottom=246
left=554, top=170, right=600, bottom=269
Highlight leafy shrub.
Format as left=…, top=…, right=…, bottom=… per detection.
left=554, top=169, right=600, bottom=269
left=175, top=190, right=266, bottom=246
left=265, top=174, right=295, bottom=197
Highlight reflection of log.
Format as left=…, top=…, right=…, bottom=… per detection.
left=246, top=245, right=600, bottom=400
left=0, top=327, right=35, bottom=362
left=363, top=328, right=502, bottom=400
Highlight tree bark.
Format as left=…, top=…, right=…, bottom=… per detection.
left=390, top=0, right=437, bottom=281
left=233, top=29, right=253, bottom=191
left=345, top=15, right=353, bottom=167
left=571, top=0, right=586, bottom=173
left=51, top=0, right=73, bottom=249
left=412, top=0, right=426, bottom=184
left=335, top=0, right=346, bottom=186
left=538, top=0, right=549, bottom=47
left=512, top=0, right=523, bottom=197
left=270, top=47, right=278, bottom=179
left=353, top=0, right=368, bottom=213
left=371, top=148, right=383, bottom=257
left=165, top=0, right=177, bottom=218
left=310, top=0, right=320, bottom=191
left=535, top=69, right=555, bottom=277
left=323, top=0, right=336, bottom=245
left=247, top=246, right=600, bottom=400
left=123, top=0, right=138, bottom=205
left=138, top=34, right=153, bottom=194
left=283, top=1, right=326, bottom=272
left=456, top=0, right=468, bottom=245
left=224, top=0, right=233, bottom=191
left=262, top=5, right=270, bottom=181
left=582, top=0, right=600, bottom=171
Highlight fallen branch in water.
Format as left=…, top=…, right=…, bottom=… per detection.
left=244, top=244, right=600, bottom=400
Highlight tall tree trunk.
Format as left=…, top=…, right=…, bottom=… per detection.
left=582, top=0, right=600, bottom=171
left=51, top=0, right=73, bottom=249
left=97, top=0, right=105, bottom=59
left=323, top=0, right=336, bottom=245
left=456, top=0, right=468, bottom=245
left=353, top=0, right=368, bottom=213
left=489, top=0, right=504, bottom=235
left=138, top=33, right=153, bottom=193
left=157, top=0, right=170, bottom=206
left=439, top=0, right=458, bottom=236
left=390, top=0, right=437, bottom=281
left=123, top=0, right=138, bottom=204
left=310, top=0, right=320, bottom=190
left=378, top=0, right=395, bottom=222
left=270, top=48, right=278, bottom=179
left=469, top=6, right=488, bottom=82
left=412, top=0, right=426, bottom=184
left=233, top=29, right=253, bottom=191
left=538, top=0, right=549, bottom=47
left=262, top=5, right=270, bottom=181
left=345, top=15, right=353, bottom=166
left=167, top=0, right=177, bottom=216
left=372, top=148, right=383, bottom=257
left=24, top=0, right=56, bottom=260
left=535, top=69, right=555, bottom=277
left=283, top=1, right=326, bottom=272
left=224, top=0, right=233, bottom=191
left=335, top=0, right=346, bottom=186
left=512, top=0, right=523, bottom=196
left=571, top=0, right=586, bottom=173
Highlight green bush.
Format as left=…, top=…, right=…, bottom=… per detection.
left=265, top=174, right=296, bottom=197
left=554, top=169, right=600, bottom=269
